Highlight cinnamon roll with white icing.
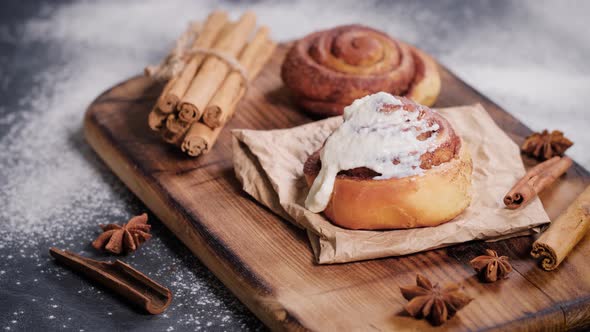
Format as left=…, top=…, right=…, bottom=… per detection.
left=303, top=92, right=472, bottom=230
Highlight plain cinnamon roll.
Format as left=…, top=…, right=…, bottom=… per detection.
left=303, top=93, right=471, bottom=230
left=282, top=25, right=441, bottom=117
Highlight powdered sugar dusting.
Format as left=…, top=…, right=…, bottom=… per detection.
left=0, top=0, right=588, bottom=330
left=0, top=1, right=267, bottom=330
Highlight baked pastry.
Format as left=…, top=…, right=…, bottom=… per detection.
left=303, top=93, right=471, bottom=230
left=282, top=25, right=440, bottom=117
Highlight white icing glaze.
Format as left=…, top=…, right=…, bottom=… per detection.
left=305, top=92, right=440, bottom=213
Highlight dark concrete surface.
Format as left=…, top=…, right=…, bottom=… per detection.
left=0, top=1, right=587, bottom=331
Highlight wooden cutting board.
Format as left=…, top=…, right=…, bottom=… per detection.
left=84, top=44, right=590, bottom=331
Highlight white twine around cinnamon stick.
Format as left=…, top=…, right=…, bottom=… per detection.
left=176, top=47, right=251, bottom=125
left=145, top=21, right=202, bottom=81
left=156, top=11, right=229, bottom=114
left=190, top=47, right=249, bottom=84
left=181, top=35, right=275, bottom=156
left=145, top=10, right=275, bottom=157
left=177, top=11, right=257, bottom=123
left=202, top=27, right=272, bottom=128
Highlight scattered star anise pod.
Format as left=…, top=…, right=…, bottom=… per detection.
left=521, top=129, right=573, bottom=160
left=470, top=249, right=512, bottom=283
left=92, top=213, right=152, bottom=254
left=400, top=274, right=472, bottom=326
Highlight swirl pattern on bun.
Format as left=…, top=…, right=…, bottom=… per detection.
left=282, top=25, right=441, bottom=117
left=304, top=94, right=471, bottom=230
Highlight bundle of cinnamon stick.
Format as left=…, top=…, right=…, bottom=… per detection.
left=146, top=11, right=276, bottom=156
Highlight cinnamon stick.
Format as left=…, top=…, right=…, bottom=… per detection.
left=49, top=248, right=172, bottom=314
left=180, top=122, right=222, bottom=156
left=504, top=156, right=572, bottom=209
left=246, top=40, right=277, bottom=82
left=531, top=185, right=590, bottom=270
left=148, top=106, right=168, bottom=131
left=178, top=11, right=257, bottom=122
left=147, top=75, right=179, bottom=131
left=158, top=11, right=229, bottom=114
left=202, top=28, right=275, bottom=128
left=161, top=113, right=190, bottom=144
left=181, top=40, right=276, bottom=156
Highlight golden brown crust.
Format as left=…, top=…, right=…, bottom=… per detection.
left=281, top=25, right=441, bottom=117
left=303, top=100, right=470, bottom=230
left=304, top=143, right=472, bottom=230
left=405, top=46, right=441, bottom=108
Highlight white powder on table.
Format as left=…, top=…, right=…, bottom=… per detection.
left=0, top=0, right=588, bottom=330
left=1, top=0, right=588, bottom=248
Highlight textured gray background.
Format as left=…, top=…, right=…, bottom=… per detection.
left=0, top=0, right=588, bottom=331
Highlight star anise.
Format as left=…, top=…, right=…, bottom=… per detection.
left=400, top=274, right=472, bottom=326
left=521, top=130, right=573, bottom=160
left=92, top=213, right=152, bottom=254
left=470, top=249, right=512, bottom=282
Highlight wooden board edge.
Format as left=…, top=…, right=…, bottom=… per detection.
left=562, top=295, right=590, bottom=331
left=82, top=66, right=590, bottom=331
left=83, top=108, right=306, bottom=332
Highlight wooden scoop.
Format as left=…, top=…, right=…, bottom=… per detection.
left=49, top=247, right=172, bottom=314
